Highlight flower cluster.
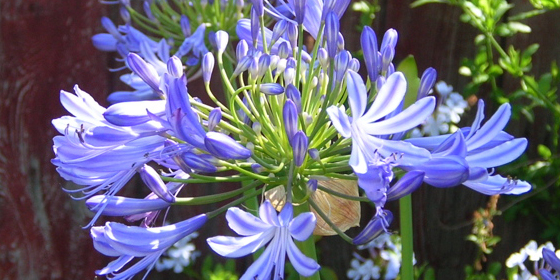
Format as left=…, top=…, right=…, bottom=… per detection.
left=410, top=80, right=469, bottom=137
left=347, top=233, right=409, bottom=280
left=51, top=0, right=532, bottom=279
left=506, top=240, right=560, bottom=280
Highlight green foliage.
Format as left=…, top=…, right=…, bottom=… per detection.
left=397, top=56, right=421, bottom=108
left=464, top=262, right=501, bottom=280
left=188, top=256, right=239, bottom=280
left=352, top=0, right=381, bottom=31
left=413, top=0, right=560, bottom=251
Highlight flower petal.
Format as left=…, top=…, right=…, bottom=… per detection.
left=346, top=70, right=368, bottom=118
left=207, top=229, right=275, bottom=258
left=287, top=238, right=320, bottom=277
left=289, top=212, right=316, bottom=241
left=361, top=96, right=435, bottom=135
left=226, top=207, right=273, bottom=236
left=466, top=138, right=527, bottom=168
left=361, top=72, right=407, bottom=123
left=259, top=200, right=280, bottom=226
left=327, top=105, right=352, bottom=138
left=463, top=175, right=531, bottom=195
left=466, top=103, right=511, bottom=150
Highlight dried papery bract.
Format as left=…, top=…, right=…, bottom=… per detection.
left=265, top=178, right=360, bottom=236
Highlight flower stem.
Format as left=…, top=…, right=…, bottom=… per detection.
left=399, top=194, right=414, bottom=280
left=294, top=202, right=321, bottom=280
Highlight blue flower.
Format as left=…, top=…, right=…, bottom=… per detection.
left=405, top=100, right=531, bottom=194
left=207, top=201, right=320, bottom=280
left=327, top=70, right=435, bottom=175
left=51, top=85, right=167, bottom=225
left=91, top=214, right=207, bottom=280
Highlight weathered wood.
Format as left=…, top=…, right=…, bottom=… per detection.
left=0, top=1, right=110, bottom=279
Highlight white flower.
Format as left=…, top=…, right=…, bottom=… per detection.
left=155, top=232, right=200, bottom=273
left=435, top=81, right=454, bottom=98
left=347, top=258, right=380, bottom=280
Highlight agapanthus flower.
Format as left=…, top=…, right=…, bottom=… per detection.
left=405, top=100, right=531, bottom=194
left=207, top=201, right=320, bottom=280
left=92, top=214, right=207, bottom=279
left=327, top=70, right=435, bottom=174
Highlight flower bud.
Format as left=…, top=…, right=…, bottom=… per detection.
left=271, top=20, right=288, bottom=45
left=307, top=179, right=318, bottom=192
left=167, top=56, right=184, bottom=78
left=215, top=30, right=229, bottom=54
left=126, top=53, right=161, bottom=93
left=232, top=56, right=252, bottom=77
left=308, top=148, right=320, bottom=161
left=318, top=48, right=329, bottom=69
left=278, top=42, right=290, bottom=59
left=269, top=55, right=279, bottom=71
left=381, top=47, right=395, bottom=74
left=284, top=67, right=295, bottom=85
left=292, top=131, right=308, bottom=167
left=180, top=15, right=191, bottom=37
left=287, top=22, right=298, bottom=50
left=353, top=210, right=393, bottom=245
left=334, top=50, right=350, bottom=83
left=121, top=6, right=131, bottom=24
left=337, top=33, right=345, bottom=51
left=202, top=53, right=215, bottom=84
left=204, top=132, right=252, bottom=160
left=276, top=58, right=287, bottom=73
left=181, top=152, right=218, bottom=173
left=251, top=163, right=265, bottom=173
left=250, top=7, right=259, bottom=45
left=139, top=165, right=175, bottom=203
left=325, top=12, right=339, bottom=58
left=380, top=28, right=398, bottom=54
left=286, top=84, right=302, bottom=113
left=92, top=34, right=118, bottom=52
left=283, top=99, right=298, bottom=141
left=101, top=17, right=121, bottom=39
left=257, top=54, right=271, bottom=78
left=349, top=58, right=360, bottom=72
left=361, top=26, right=379, bottom=82
left=236, top=40, right=249, bottom=61
left=376, top=76, right=386, bottom=91
left=418, top=67, right=437, bottom=99
left=86, top=195, right=171, bottom=217
left=386, top=171, right=425, bottom=201
left=207, top=107, right=222, bottom=131
left=260, top=83, right=285, bottom=95
left=250, top=0, right=263, bottom=16
left=252, top=122, right=262, bottom=134
left=249, top=56, right=259, bottom=80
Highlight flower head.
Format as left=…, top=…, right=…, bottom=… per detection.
left=207, top=201, right=320, bottom=280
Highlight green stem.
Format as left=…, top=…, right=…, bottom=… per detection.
left=174, top=180, right=262, bottom=205
left=308, top=199, right=353, bottom=244
left=399, top=194, right=414, bottom=280
left=294, top=202, right=321, bottom=280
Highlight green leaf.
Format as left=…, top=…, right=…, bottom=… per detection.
left=410, top=0, right=450, bottom=8
left=508, top=21, right=532, bottom=33
left=396, top=55, right=421, bottom=108
left=319, top=267, right=338, bottom=280
left=538, top=144, right=552, bottom=159
left=423, top=267, right=436, bottom=280
left=488, top=262, right=502, bottom=276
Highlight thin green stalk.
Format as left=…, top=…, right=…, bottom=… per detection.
left=308, top=199, right=353, bottom=244
left=174, top=180, right=262, bottom=205
left=399, top=194, right=414, bottom=280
